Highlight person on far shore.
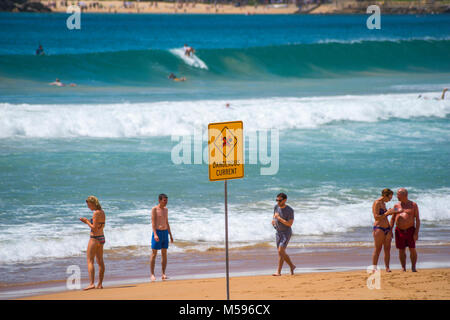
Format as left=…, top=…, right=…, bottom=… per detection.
left=79, top=195, right=106, bottom=290
left=272, top=193, right=296, bottom=276
left=150, top=193, right=174, bottom=281
left=371, top=188, right=400, bottom=272
left=390, top=188, right=420, bottom=272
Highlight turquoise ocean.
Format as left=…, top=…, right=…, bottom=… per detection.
left=0, top=13, right=449, bottom=296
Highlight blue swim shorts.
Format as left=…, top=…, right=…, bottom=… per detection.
left=152, top=229, right=169, bottom=250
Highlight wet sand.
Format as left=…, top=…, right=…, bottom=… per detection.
left=4, top=244, right=450, bottom=299
left=20, top=268, right=450, bottom=300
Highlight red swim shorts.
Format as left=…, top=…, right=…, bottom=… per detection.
left=395, top=227, right=416, bottom=249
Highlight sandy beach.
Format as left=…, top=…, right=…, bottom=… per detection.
left=2, top=10, right=450, bottom=306
left=20, top=268, right=450, bottom=300
left=42, top=1, right=299, bottom=14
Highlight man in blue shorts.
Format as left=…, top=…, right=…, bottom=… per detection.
left=150, top=194, right=174, bottom=281
left=272, top=193, right=296, bottom=276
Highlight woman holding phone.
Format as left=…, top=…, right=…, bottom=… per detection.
left=371, top=188, right=400, bottom=272
left=80, top=195, right=106, bottom=290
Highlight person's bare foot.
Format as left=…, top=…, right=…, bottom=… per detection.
left=272, top=273, right=281, bottom=276
left=386, top=268, right=391, bottom=273
left=83, top=284, right=95, bottom=291
left=150, top=274, right=156, bottom=282
left=290, top=265, right=296, bottom=275
left=412, top=268, right=417, bottom=272
left=402, top=268, right=407, bottom=272
left=96, top=284, right=103, bottom=289
left=162, top=274, right=169, bottom=281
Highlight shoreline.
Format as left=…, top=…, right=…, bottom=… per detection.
left=18, top=268, right=450, bottom=300
left=41, top=1, right=299, bottom=14
left=31, top=1, right=450, bottom=15
left=3, top=244, right=450, bottom=299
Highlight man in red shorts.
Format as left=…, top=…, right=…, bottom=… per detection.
left=390, top=188, right=421, bottom=272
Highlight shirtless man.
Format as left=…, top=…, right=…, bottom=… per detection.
left=150, top=194, right=174, bottom=281
left=390, top=188, right=420, bottom=272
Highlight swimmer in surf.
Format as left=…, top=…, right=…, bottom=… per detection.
left=417, top=88, right=448, bottom=100
left=36, top=44, right=45, bottom=56
left=168, top=73, right=186, bottom=82
left=49, top=78, right=76, bottom=87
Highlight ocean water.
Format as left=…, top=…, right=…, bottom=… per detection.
left=0, top=13, right=450, bottom=288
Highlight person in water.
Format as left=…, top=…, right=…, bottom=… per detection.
left=168, top=73, right=186, bottom=82
left=80, top=196, right=106, bottom=290
left=417, top=88, right=448, bottom=100
left=49, top=78, right=77, bottom=87
left=36, top=44, right=45, bottom=56
left=371, top=188, right=400, bottom=272
left=183, top=44, right=195, bottom=57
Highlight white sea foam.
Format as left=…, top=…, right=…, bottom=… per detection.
left=0, top=93, right=449, bottom=139
left=316, top=36, right=450, bottom=44
left=1, top=189, right=449, bottom=264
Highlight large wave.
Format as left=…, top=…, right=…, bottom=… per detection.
left=1, top=93, right=449, bottom=138
left=1, top=39, right=449, bottom=84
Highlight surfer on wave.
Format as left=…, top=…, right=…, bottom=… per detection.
left=183, top=44, right=195, bottom=57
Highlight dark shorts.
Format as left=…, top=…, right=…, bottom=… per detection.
left=395, top=227, right=416, bottom=249
left=276, top=230, right=292, bottom=248
left=152, top=229, right=169, bottom=250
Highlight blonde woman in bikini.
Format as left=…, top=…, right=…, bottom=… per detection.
left=371, top=188, right=401, bottom=272
left=80, top=195, right=106, bottom=290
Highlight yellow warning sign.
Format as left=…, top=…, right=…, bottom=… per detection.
left=208, top=121, right=244, bottom=181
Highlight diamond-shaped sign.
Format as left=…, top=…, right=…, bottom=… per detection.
left=208, top=121, right=244, bottom=181
left=213, top=126, right=238, bottom=158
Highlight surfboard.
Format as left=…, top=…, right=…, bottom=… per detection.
left=169, top=48, right=208, bottom=70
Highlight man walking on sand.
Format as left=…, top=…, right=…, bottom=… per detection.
left=150, top=194, right=174, bottom=281
left=272, top=193, right=296, bottom=276
left=390, top=188, right=420, bottom=272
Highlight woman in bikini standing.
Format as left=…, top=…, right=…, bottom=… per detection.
left=371, top=188, right=400, bottom=272
left=80, top=195, right=106, bottom=290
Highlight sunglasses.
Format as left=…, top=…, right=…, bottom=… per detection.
left=276, top=199, right=285, bottom=202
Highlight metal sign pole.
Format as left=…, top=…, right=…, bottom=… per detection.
left=224, top=179, right=230, bottom=300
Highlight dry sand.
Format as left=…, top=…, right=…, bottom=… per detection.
left=42, top=1, right=299, bottom=14
left=21, top=268, right=450, bottom=300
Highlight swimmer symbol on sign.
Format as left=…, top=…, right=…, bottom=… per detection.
left=213, top=127, right=238, bottom=158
